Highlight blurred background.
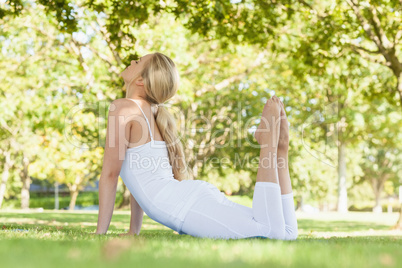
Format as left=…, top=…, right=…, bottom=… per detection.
left=0, top=0, right=401, bottom=229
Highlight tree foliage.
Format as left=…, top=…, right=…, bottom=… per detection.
left=0, top=1, right=401, bottom=229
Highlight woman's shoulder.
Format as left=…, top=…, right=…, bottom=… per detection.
left=109, top=98, right=142, bottom=115
left=111, top=97, right=138, bottom=106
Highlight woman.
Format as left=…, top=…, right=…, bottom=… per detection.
left=95, top=52, right=298, bottom=240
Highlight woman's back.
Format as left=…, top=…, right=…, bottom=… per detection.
left=125, top=98, right=163, bottom=148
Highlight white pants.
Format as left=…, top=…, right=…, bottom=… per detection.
left=180, top=182, right=298, bottom=240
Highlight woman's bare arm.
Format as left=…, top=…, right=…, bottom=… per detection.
left=95, top=99, right=135, bottom=234
left=128, top=194, right=144, bottom=235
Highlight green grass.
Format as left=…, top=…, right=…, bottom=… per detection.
left=1, top=207, right=401, bottom=267
left=2, top=191, right=113, bottom=209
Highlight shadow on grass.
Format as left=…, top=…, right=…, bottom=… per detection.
left=0, top=212, right=396, bottom=235
left=298, top=219, right=391, bottom=232
left=0, top=212, right=99, bottom=223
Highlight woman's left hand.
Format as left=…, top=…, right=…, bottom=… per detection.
left=87, top=232, right=103, bottom=235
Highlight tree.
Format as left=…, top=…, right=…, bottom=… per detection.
left=0, top=2, right=112, bottom=209
left=357, top=98, right=402, bottom=213
left=360, top=147, right=401, bottom=213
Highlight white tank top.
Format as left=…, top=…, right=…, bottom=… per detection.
left=119, top=99, right=224, bottom=233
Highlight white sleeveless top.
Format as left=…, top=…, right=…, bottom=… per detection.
left=119, top=99, right=226, bottom=234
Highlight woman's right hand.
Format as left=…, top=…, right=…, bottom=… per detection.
left=118, top=231, right=136, bottom=237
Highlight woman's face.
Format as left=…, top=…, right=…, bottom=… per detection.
left=121, top=54, right=153, bottom=84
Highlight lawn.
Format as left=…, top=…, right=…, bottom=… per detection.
left=1, top=206, right=401, bottom=268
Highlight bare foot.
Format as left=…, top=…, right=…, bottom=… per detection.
left=278, top=100, right=289, bottom=152
left=254, top=96, right=281, bottom=148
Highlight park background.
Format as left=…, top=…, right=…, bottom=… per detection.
left=0, top=0, right=401, bottom=267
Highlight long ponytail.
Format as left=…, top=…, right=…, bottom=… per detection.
left=141, top=52, right=192, bottom=181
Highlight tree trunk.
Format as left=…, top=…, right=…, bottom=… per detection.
left=191, top=159, right=199, bottom=180
left=396, top=72, right=402, bottom=109
left=337, top=140, right=348, bottom=212
left=0, top=150, right=12, bottom=209
left=373, top=191, right=382, bottom=213
left=54, top=181, right=59, bottom=210
left=394, top=205, right=402, bottom=230
left=394, top=186, right=402, bottom=230
left=20, top=155, right=31, bottom=210
left=296, top=195, right=304, bottom=211
left=392, top=203, right=402, bottom=230
left=371, top=179, right=384, bottom=213
left=68, top=175, right=82, bottom=210
left=118, top=184, right=131, bottom=209
left=69, top=189, right=79, bottom=210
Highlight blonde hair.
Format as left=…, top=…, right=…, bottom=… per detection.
left=138, top=52, right=191, bottom=181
